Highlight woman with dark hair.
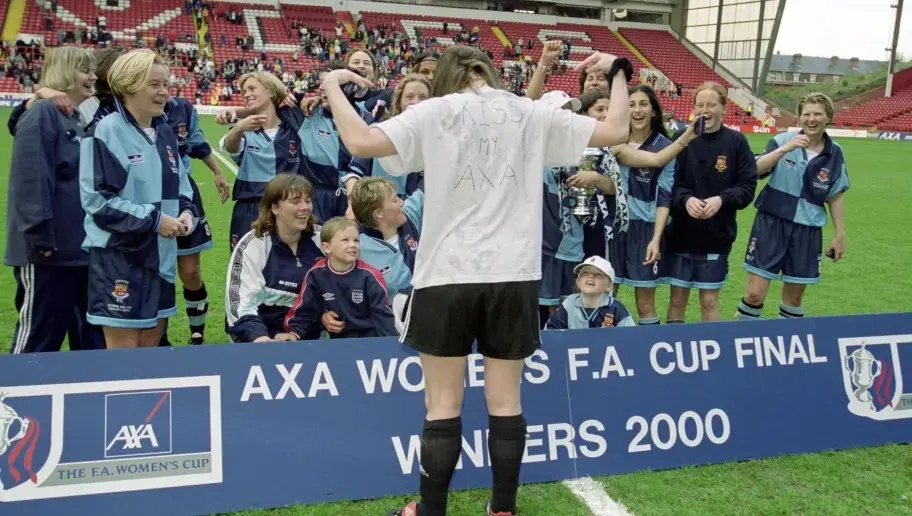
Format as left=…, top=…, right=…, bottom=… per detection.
left=225, top=174, right=323, bottom=343
left=317, top=44, right=634, bottom=516
left=607, top=85, right=696, bottom=324
left=568, top=87, right=694, bottom=305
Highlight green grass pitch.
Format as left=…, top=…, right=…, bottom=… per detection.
left=1, top=108, right=911, bottom=515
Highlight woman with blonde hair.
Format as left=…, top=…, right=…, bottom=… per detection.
left=320, top=44, right=635, bottom=516
left=79, top=49, right=197, bottom=349
left=5, top=45, right=103, bottom=353
left=737, top=92, right=848, bottom=322
left=344, top=73, right=430, bottom=199
left=220, top=71, right=305, bottom=253
left=226, top=174, right=324, bottom=343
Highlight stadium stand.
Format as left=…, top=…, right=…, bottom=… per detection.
left=834, top=87, right=912, bottom=128
left=19, top=0, right=196, bottom=44
left=1, top=0, right=906, bottom=130
left=620, top=27, right=729, bottom=88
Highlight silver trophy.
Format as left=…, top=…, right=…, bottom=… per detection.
left=0, top=394, right=30, bottom=491
left=844, top=342, right=882, bottom=404
left=568, top=148, right=602, bottom=219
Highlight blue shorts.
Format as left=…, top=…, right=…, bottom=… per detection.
left=312, top=184, right=348, bottom=225
left=87, top=250, right=177, bottom=329
left=614, top=220, right=664, bottom=288
left=230, top=199, right=260, bottom=254
left=539, top=255, right=577, bottom=306
left=665, top=252, right=728, bottom=290
left=743, top=211, right=822, bottom=284
left=177, top=176, right=214, bottom=256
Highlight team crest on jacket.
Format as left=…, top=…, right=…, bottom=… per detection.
left=406, top=237, right=418, bottom=251
left=601, top=313, right=615, bottom=328
left=112, top=280, right=130, bottom=303
left=352, top=289, right=364, bottom=304
left=177, top=123, right=188, bottom=139
left=813, top=168, right=831, bottom=190
left=715, top=155, right=728, bottom=173
left=289, top=141, right=297, bottom=156
left=167, top=146, right=177, bottom=167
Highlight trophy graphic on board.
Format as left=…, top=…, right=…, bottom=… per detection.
left=568, top=148, right=601, bottom=219
left=844, top=341, right=882, bottom=406
left=0, top=393, right=31, bottom=491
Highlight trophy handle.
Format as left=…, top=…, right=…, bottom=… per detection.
left=872, top=359, right=882, bottom=379
left=843, top=355, right=853, bottom=372
left=9, top=417, right=28, bottom=443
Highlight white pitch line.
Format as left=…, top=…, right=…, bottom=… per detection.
left=563, top=477, right=633, bottom=516
left=211, top=149, right=238, bottom=176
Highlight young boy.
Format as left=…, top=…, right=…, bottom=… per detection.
left=283, top=217, right=397, bottom=339
left=544, top=255, right=636, bottom=329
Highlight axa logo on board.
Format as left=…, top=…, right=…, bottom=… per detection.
left=0, top=376, right=222, bottom=502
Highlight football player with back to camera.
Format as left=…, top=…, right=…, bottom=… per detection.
left=737, top=93, right=848, bottom=321
left=318, top=44, right=634, bottom=516
left=79, top=49, right=197, bottom=348
left=664, top=82, right=757, bottom=323
left=5, top=46, right=105, bottom=354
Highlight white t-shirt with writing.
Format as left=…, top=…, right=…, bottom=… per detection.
left=375, top=86, right=597, bottom=289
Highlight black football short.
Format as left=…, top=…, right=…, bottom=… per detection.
left=401, top=281, right=540, bottom=360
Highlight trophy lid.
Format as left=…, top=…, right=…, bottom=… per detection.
left=851, top=343, right=875, bottom=361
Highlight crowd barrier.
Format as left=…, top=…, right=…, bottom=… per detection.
left=1, top=312, right=910, bottom=515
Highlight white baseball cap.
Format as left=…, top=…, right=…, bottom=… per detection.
left=540, top=90, right=582, bottom=112
left=574, top=255, right=616, bottom=284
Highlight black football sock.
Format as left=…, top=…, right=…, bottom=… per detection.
left=417, top=417, right=462, bottom=516
left=488, top=414, right=527, bottom=514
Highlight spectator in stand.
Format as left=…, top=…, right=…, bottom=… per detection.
left=226, top=175, right=324, bottom=343
left=5, top=46, right=105, bottom=354
left=664, top=82, right=757, bottom=323
left=79, top=49, right=197, bottom=348
left=544, top=256, right=635, bottom=329
left=737, top=93, right=848, bottom=321
left=283, top=217, right=397, bottom=339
